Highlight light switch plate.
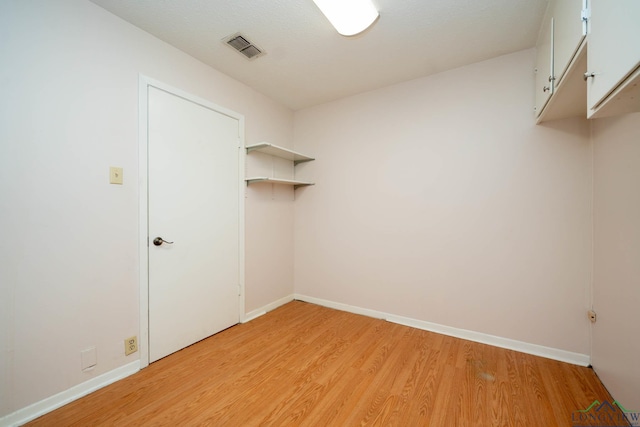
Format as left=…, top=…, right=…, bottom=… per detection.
left=110, top=167, right=123, bottom=185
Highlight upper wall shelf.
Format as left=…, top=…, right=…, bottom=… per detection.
left=246, top=143, right=314, bottom=165
left=245, top=142, right=315, bottom=191
left=245, top=177, right=314, bottom=190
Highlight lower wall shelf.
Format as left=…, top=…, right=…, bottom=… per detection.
left=245, top=177, right=315, bottom=190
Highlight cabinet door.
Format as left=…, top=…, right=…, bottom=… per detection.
left=552, top=0, right=586, bottom=87
left=535, top=15, right=554, bottom=117
left=587, top=0, right=640, bottom=110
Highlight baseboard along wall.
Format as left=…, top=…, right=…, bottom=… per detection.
left=0, top=361, right=140, bottom=427
left=291, top=294, right=590, bottom=367
left=3, top=294, right=590, bottom=426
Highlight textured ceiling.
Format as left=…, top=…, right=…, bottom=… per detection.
left=90, top=0, right=548, bottom=110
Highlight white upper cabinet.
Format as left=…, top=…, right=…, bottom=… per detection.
left=535, top=0, right=587, bottom=122
left=535, top=0, right=640, bottom=122
left=552, top=0, right=587, bottom=87
left=534, top=8, right=554, bottom=117
left=586, top=0, right=640, bottom=118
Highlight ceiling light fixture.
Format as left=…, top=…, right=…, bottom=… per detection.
left=312, top=0, right=379, bottom=37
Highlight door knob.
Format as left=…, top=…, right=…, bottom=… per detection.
left=153, top=237, right=174, bottom=246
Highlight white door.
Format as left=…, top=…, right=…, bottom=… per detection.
left=148, top=86, right=240, bottom=363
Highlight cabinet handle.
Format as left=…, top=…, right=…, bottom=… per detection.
left=584, top=72, right=596, bottom=81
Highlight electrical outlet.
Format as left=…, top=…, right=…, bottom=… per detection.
left=588, top=310, right=597, bottom=323
left=125, top=336, right=138, bottom=356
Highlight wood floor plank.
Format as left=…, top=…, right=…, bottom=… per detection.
left=26, top=301, right=621, bottom=426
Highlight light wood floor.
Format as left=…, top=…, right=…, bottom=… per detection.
left=28, top=301, right=620, bottom=426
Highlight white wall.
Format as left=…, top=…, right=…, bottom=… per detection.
left=293, top=49, right=593, bottom=356
left=0, top=0, right=294, bottom=417
left=3, top=0, right=636, bottom=419
left=592, top=112, right=640, bottom=409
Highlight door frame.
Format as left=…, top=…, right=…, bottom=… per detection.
left=138, top=75, right=246, bottom=368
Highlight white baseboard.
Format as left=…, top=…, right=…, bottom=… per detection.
left=242, top=294, right=295, bottom=323
left=3, top=295, right=295, bottom=427
left=294, top=294, right=590, bottom=367
left=294, top=294, right=387, bottom=320
left=2, top=296, right=590, bottom=426
left=1, top=361, right=140, bottom=427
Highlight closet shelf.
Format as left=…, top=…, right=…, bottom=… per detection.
left=245, top=177, right=315, bottom=190
left=246, top=143, right=314, bottom=165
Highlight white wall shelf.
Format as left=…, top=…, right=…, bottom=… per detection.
left=245, top=142, right=315, bottom=191
left=245, top=177, right=314, bottom=189
left=246, top=142, right=314, bottom=165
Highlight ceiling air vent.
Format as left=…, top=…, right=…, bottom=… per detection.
left=223, top=33, right=265, bottom=60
